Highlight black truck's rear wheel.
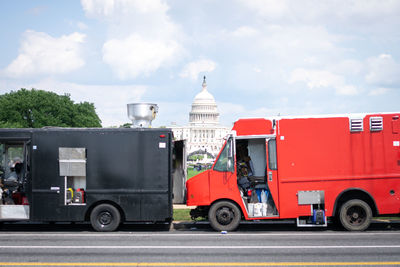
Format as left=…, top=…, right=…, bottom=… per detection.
left=339, top=199, right=372, bottom=231
left=90, top=204, right=121, bottom=232
left=208, top=201, right=241, bottom=231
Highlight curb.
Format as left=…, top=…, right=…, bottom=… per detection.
left=172, top=219, right=400, bottom=231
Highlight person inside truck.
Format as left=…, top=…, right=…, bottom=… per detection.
left=243, top=156, right=254, bottom=177
left=236, top=142, right=256, bottom=193
left=4, top=161, right=23, bottom=192
left=3, top=160, right=25, bottom=204
left=14, top=162, right=23, bottom=186
left=236, top=142, right=255, bottom=177
left=1, top=181, right=13, bottom=205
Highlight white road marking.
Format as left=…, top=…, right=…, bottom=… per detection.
left=0, top=245, right=400, bottom=249
left=0, top=232, right=400, bottom=238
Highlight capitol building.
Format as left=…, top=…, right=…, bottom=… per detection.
left=171, top=77, right=230, bottom=160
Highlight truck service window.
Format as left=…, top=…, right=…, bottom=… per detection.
left=0, top=143, right=24, bottom=179
left=213, top=139, right=234, bottom=173
left=268, top=139, right=277, bottom=170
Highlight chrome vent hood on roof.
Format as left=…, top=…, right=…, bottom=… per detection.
left=127, top=103, right=158, bottom=128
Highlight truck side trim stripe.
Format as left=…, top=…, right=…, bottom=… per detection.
left=85, top=189, right=169, bottom=194
left=32, top=189, right=168, bottom=194
left=280, top=175, right=400, bottom=183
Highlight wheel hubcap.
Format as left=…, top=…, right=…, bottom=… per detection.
left=346, top=206, right=365, bottom=225
left=216, top=207, right=234, bottom=225
left=99, top=211, right=112, bottom=225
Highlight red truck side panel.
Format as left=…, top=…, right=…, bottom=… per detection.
left=233, top=118, right=274, bottom=136
left=186, top=170, right=210, bottom=206
left=208, top=170, right=242, bottom=207
left=276, top=114, right=400, bottom=218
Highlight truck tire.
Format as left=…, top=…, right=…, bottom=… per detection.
left=90, top=204, right=121, bottom=232
left=208, top=201, right=241, bottom=231
left=339, top=199, right=372, bottom=231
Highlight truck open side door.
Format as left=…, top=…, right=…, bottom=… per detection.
left=266, top=138, right=279, bottom=216
left=173, top=140, right=186, bottom=204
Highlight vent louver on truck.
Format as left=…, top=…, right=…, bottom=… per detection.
left=350, top=118, right=363, bottom=132
left=370, top=117, right=383, bottom=131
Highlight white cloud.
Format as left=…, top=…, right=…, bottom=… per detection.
left=82, top=0, right=177, bottom=39
left=156, top=101, right=190, bottom=127
left=77, top=22, right=89, bottom=30
left=368, top=87, right=390, bottom=96
left=251, top=25, right=344, bottom=64
left=81, top=0, right=117, bottom=17
left=81, top=0, right=184, bottom=79
left=4, top=30, right=85, bottom=78
left=103, top=34, right=181, bottom=79
left=336, top=85, right=358, bottom=96
left=218, top=102, right=288, bottom=126
left=27, top=6, right=47, bottom=16
left=81, top=0, right=169, bottom=19
left=289, top=68, right=359, bottom=95
left=232, top=26, right=258, bottom=37
left=180, top=59, right=216, bottom=80
left=238, top=0, right=288, bottom=19
left=269, top=25, right=340, bottom=52
left=217, top=101, right=325, bottom=126
left=289, top=68, right=343, bottom=89
left=330, top=59, right=364, bottom=76
left=237, top=0, right=400, bottom=27
left=365, top=54, right=400, bottom=86
left=253, top=67, right=262, bottom=73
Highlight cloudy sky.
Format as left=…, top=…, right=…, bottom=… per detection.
left=1, top=0, right=399, bottom=127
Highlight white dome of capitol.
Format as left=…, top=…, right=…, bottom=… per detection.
left=189, top=76, right=219, bottom=125
left=193, top=83, right=216, bottom=104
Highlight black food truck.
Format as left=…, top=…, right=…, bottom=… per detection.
left=0, top=104, right=186, bottom=231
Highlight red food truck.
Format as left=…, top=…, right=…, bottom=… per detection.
left=187, top=112, right=400, bottom=231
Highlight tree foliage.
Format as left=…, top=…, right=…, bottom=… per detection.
left=0, top=89, right=102, bottom=128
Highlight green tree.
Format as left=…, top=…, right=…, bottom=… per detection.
left=0, top=89, right=102, bottom=128
left=119, top=123, right=132, bottom=128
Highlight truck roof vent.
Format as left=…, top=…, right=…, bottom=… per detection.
left=370, top=116, right=383, bottom=131
left=127, top=103, right=158, bottom=128
left=350, top=118, right=363, bottom=132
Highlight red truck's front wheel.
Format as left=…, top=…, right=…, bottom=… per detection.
left=208, top=201, right=241, bottom=231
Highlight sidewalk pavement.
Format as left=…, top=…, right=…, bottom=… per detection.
left=173, top=204, right=196, bottom=209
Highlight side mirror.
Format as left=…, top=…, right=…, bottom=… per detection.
left=228, top=139, right=233, bottom=158
left=227, top=138, right=234, bottom=172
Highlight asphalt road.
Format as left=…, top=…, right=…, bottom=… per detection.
left=0, top=221, right=400, bottom=266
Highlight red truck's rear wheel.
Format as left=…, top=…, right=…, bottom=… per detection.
left=208, top=201, right=241, bottom=231
left=339, top=199, right=372, bottom=231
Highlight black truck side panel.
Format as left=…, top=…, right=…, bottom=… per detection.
left=30, top=128, right=173, bottom=222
